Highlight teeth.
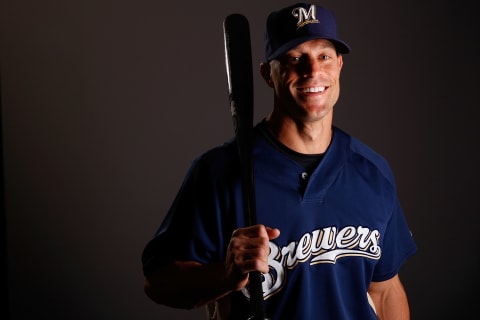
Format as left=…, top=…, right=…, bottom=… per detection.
left=303, top=86, right=325, bottom=93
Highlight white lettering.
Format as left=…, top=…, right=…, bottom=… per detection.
left=248, top=225, right=382, bottom=299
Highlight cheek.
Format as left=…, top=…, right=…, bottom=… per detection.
left=272, top=73, right=291, bottom=92
left=330, top=82, right=341, bottom=106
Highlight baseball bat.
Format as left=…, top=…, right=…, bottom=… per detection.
left=223, top=14, right=269, bottom=320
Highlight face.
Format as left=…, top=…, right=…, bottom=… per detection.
left=262, top=39, right=343, bottom=123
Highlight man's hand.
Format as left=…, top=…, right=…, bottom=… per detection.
left=224, top=224, right=280, bottom=291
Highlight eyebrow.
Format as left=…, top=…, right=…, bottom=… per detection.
left=313, top=43, right=336, bottom=50
left=287, top=45, right=336, bottom=54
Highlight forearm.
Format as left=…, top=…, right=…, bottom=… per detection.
left=143, top=225, right=278, bottom=310
left=370, top=291, right=410, bottom=320
left=368, top=275, right=410, bottom=320
left=144, top=260, right=233, bottom=310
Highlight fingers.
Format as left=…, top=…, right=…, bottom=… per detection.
left=225, top=225, right=280, bottom=291
left=230, top=225, right=270, bottom=269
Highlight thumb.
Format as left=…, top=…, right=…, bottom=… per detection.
left=266, top=227, right=280, bottom=240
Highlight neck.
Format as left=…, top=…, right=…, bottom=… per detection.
left=265, top=113, right=333, bottom=154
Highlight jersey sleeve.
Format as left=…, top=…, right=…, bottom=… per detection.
left=372, top=198, right=417, bottom=281
left=349, top=133, right=417, bottom=282
left=142, top=145, right=240, bottom=276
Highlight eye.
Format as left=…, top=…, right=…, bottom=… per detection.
left=278, top=55, right=301, bottom=65
left=287, top=56, right=301, bottom=63
left=321, top=55, right=331, bottom=60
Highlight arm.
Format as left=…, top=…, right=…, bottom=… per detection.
left=143, top=225, right=280, bottom=310
left=144, top=260, right=232, bottom=309
left=367, top=274, right=411, bottom=320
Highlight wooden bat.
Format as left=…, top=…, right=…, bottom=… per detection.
left=223, top=13, right=269, bottom=320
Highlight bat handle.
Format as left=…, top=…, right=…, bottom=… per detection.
left=246, top=271, right=270, bottom=320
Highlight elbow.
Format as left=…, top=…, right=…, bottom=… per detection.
left=143, top=278, right=163, bottom=305
left=143, top=277, right=199, bottom=310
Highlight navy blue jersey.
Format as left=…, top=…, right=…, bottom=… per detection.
left=142, top=125, right=417, bottom=319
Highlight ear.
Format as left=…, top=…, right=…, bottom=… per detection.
left=337, top=54, right=343, bottom=70
left=260, top=62, right=274, bottom=88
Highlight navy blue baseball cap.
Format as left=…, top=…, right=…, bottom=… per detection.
left=264, top=3, right=351, bottom=61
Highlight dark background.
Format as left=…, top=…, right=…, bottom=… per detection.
left=1, top=0, right=479, bottom=319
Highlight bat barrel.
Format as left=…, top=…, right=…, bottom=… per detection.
left=223, top=13, right=269, bottom=320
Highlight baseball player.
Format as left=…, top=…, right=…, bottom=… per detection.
left=142, top=3, right=417, bottom=319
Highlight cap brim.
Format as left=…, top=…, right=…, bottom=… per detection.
left=267, top=35, right=351, bottom=61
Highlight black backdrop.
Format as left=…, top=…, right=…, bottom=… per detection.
left=1, top=0, right=479, bottom=319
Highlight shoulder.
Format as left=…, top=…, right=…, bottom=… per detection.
left=187, top=137, right=239, bottom=178
left=333, top=126, right=396, bottom=185
left=197, top=137, right=237, bottom=162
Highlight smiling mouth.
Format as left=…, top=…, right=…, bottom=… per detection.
left=301, top=86, right=326, bottom=93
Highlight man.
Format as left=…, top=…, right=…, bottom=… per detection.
left=142, top=3, right=417, bottom=319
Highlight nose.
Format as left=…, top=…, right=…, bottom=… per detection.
left=300, top=57, right=321, bottom=78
